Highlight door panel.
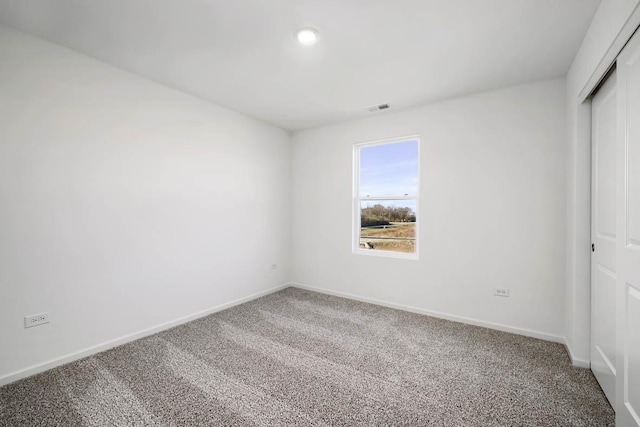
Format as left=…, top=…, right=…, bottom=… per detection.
left=594, top=267, right=617, bottom=369
left=595, top=88, right=618, bottom=240
left=626, top=284, right=640, bottom=423
left=628, top=53, right=640, bottom=249
left=591, top=69, right=618, bottom=407
left=616, top=28, right=640, bottom=427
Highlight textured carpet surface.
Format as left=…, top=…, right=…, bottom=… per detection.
left=0, top=287, right=614, bottom=426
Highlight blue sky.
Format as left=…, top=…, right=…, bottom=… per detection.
left=359, top=139, right=418, bottom=210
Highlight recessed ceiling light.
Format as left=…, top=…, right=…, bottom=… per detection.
left=295, top=28, right=319, bottom=46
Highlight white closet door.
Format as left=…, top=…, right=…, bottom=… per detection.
left=591, top=69, right=618, bottom=408
left=616, top=28, right=640, bottom=427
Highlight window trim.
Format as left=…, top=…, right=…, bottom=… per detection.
left=352, top=135, right=420, bottom=260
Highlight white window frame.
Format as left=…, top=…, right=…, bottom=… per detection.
left=352, top=135, right=420, bottom=260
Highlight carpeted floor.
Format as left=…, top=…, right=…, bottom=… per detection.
left=0, top=287, right=614, bottom=426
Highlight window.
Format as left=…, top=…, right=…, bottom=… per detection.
left=353, top=136, right=419, bottom=258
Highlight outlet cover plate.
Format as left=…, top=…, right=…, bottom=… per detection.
left=25, top=312, right=49, bottom=328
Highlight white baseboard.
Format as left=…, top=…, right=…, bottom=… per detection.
left=0, top=283, right=290, bottom=387
left=564, top=339, right=590, bottom=369
left=290, top=282, right=565, bottom=344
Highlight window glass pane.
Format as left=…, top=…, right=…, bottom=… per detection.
left=359, top=139, right=418, bottom=197
left=359, top=200, right=416, bottom=254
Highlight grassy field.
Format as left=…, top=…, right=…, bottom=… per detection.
left=360, top=223, right=415, bottom=253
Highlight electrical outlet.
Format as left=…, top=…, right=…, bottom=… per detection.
left=271, top=264, right=278, bottom=270
left=25, top=312, right=49, bottom=328
left=494, top=288, right=510, bottom=297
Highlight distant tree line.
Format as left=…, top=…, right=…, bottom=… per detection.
left=361, top=204, right=416, bottom=227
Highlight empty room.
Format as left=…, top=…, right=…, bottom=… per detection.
left=1, top=0, right=639, bottom=425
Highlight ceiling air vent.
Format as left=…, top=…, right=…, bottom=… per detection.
left=366, top=103, right=391, bottom=112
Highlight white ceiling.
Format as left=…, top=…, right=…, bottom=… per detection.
left=0, top=0, right=600, bottom=131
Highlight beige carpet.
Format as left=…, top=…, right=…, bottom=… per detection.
left=0, top=287, right=614, bottom=426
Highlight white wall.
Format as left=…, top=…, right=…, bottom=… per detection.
left=564, top=0, right=640, bottom=364
left=0, top=26, right=291, bottom=383
left=291, top=78, right=567, bottom=341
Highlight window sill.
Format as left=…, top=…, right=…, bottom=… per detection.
left=353, top=248, right=419, bottom=260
